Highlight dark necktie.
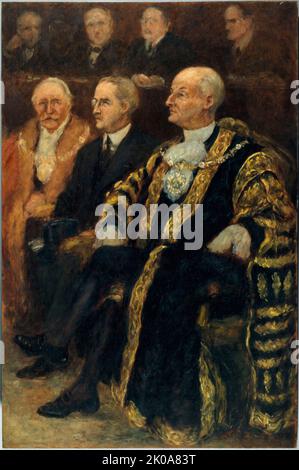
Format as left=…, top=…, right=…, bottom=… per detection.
left=89, top=47, right=102, bottom=67
left=146, top=43, right=155, bottom=58
left=90, top=47, right=102, bottom=54
left=103, top=136, right=113, bottom=161
left=235, top=47, right=241, bottom=59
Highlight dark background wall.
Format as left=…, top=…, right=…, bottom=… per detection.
left=2, top=2, right=298, bottom=149
left=2, top=1, right=297, bottom=67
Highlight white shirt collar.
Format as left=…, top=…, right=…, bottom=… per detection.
left=103, top=123, right=132, bottom=152
left=183, top=121, right=216, bottom=143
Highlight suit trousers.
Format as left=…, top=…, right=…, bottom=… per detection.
left=44, top=246, right=149, bottom=350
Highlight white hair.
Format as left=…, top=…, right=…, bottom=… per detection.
left=177, top=67, right=225, bottom=116
left=31, top=77, right=73, bottom=105
left=196, top=67, right=225, bottom=115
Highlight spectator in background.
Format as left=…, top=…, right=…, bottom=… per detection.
left=224, top=3, right=288, bottom=79
left=223, top=3, right=292, bottom=147
left=47, top=15, right=75, bottom=74
left=68, top=7, right=124, bottom=76
left=124, top=6, right=196, bottom=89
left=124, top=6, right=197, bottom=140
left=3, top=11, right=47, bottom=73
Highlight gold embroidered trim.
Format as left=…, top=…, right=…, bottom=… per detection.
left=272, top=272, right=282, bottom=299
left=254, top=336, right=291, bottom=353
left=150, top=418, right=199, bottom=447
left=249, top=408, right=285, bottom=434
left=257, top=392, right=288, bottom=405
left=233, top=152, right=273, bottom=207
left=263, top=371, right=272, bottom=394
left=256, top=354, right=289, bottom=369
left=283, top=271, right=293, bottom=298
left=253, top=216, right=295, bottom=232
left=257, top=274, right=268, bottom=302
left=199, top=345, right=227, bottom=439
left=125, top=401, right=147, bottom=429
left=276, top=371, right=285, bottom=391
left=254, top=319, right=290, bottom=336
left=256, top=304, right=294, bottom=319
left=112, top=245, right=167, bottom=407
left=254, top=252, right=296, bottom=269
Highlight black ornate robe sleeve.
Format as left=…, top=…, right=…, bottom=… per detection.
left=232, top=150, right=296, bottom=433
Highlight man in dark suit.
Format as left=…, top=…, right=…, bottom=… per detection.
left=222, top=3, right=293, bottom=147
left=3, top=11, right=47, bottom=73
left=15, top=67, right=295, bottom=438
left=124, top=6, right=196, bottom=140
left=15, top=76, right=159, bottom=374
left=68, top=7, right=124, bottom=76
left=124, top=6, right=196, bottom=89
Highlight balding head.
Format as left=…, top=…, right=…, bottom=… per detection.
left=166, top=67, right=225, bottom=129
left=84, top=7, right=114, bottom=47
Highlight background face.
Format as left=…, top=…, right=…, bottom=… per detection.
left=224, top=6, right=250, bottom=42
left=33, top=83, right=71, bottom=132
left=17, top=14, right=41, bottom=48
left=141, top=8, right=168, bottom=44
left=49, top=19, right=74, bottom=55
left=92, top=82, right=126, bottom=133
left=84, top=9, right=113, bottom=47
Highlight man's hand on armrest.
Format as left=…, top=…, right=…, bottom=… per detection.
left=59, top=230, right=96, bottom=267
left=59, top=230, right=95, bottom=253
left=207, top=224, right=251, bottom=262
left=93, top=222, right=128, bottom=249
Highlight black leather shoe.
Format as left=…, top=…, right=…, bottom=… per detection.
left=14, top=334, right=45, bottom=356
left=16, top=355, right=68, bottom=379
left=37, top=390, right=100, bottom=418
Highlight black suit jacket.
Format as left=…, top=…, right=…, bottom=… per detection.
left=3, top=41, right=48, bottom=73
left=124, top=32, right=197, bottom=84
left=68, top=40, right=125, bottom=76
left=54, top=127, right=159, bottom=230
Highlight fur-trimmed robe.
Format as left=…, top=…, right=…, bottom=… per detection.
left=2, top=114, right=91, bottom=322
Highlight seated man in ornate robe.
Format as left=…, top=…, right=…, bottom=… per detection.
left=18, top=67, right=296, bottom=445
left=2, top=77, right=91, bottom=323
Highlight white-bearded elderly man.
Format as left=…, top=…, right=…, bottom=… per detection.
left=2, top=77, right=91, bottom=323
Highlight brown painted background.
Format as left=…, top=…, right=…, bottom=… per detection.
left=2, top=2, right=298, bottom=149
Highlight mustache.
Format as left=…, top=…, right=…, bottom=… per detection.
left=40, top=116, right=59, bottom=122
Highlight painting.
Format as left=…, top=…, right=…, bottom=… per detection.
left=1, top=1, right=297, bottom=449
